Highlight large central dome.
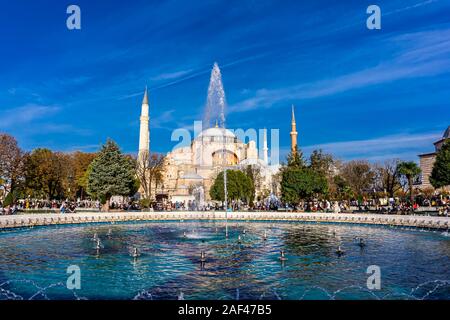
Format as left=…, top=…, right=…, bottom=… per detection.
left=197, top=127, right=236, bottom=139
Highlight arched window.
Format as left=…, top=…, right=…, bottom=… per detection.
left=212, top=150, right=238, bottom=166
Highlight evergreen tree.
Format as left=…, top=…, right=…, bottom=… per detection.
left=87, top=140, right=137, bottom=210
left=310, top=149, right=333, bottom=174
left=281, top=146, right=328, bottom=206
left=430, top=140, right=450, bottom=189
left=286, top=148, right=305, bottom=168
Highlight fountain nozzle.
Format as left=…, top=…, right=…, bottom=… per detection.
left=279, top=250, right=288, bottom=261
left=336, top=246, right=345, bottom=256
left=200, top=251, right=206, bottom=263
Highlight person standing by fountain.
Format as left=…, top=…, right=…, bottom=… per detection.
left=60, top=202, right=66, bottom=214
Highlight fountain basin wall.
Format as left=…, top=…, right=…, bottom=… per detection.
left=0, top=219, right=449, bottom=300
left=0, top=211, right=448, bottom=230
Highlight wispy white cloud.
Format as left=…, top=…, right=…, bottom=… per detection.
left=0, top=104, right=92, bottom=138
left=151, top=109, right=176, bottom=129
left=150, top=69, right=193, bottom=81
left=384, top=0, right=438, bottom=16
left=0, top=104, right=60, bottom=128
left=229, top=27, right=450, bottom=113
left=300, top=131, right=442, bottom=162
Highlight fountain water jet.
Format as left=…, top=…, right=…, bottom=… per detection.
left=203, top=62, right=226, bottom=129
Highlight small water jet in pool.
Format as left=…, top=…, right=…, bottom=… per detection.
left=279, top=250, right=288, bottom=261
left=95, top=238, right=102, bottom=249
left=237, top=235, right=242, bottom=244
left=178, top=291, right=184, bottom=300
left=92, top=233, right=98, bottom=241
left=107, top=229, right=112, bottom=237
left=357, top=238, right=366, bottom=248
left=243, top=229, right=246, bottom=235
left=200, top=251, right=206, bottom=263
left=336, top=246, right=345, bottom=256
left=183, top=231, right=187, bottom=238
left=131, top=247, right=140, bottom=258
left=262, top=230, right=267, bottom=241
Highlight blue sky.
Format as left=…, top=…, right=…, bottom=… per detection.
left=0, top=0, right=449, bottom=163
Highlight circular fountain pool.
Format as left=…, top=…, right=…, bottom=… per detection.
left=0, top=221, right=449, bottom=300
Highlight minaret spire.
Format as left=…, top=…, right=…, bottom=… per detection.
left=138, top=87, right=150, bottom=159
left=142, top=85, right=149, bottom=105
left=290, top=104, right=298, bottom=153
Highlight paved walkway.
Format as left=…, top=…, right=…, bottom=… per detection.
left=0, top=211, right=449, bottom=230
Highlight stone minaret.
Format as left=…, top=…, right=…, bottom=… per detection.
left=263, top=128, right=269, bottom=164
left=290, top=105, right=298, bottom=153
left=138, top=87, right=150, bottom=159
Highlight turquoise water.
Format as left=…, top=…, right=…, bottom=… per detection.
left=0, top=220, right=449, bottom=300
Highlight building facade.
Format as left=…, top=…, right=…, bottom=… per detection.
left=418, top=126, right=450, bottom=190
left=137, top=64, right=281, bottom=206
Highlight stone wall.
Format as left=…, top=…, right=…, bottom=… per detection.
left=1, top=211, right=449, bottom=231
left=419, top=153, right=436, bottom=189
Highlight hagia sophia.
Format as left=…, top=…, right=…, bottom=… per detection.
left=136, top=64, right=296, bottom=206
left=136, top=63, right=449, bottom=205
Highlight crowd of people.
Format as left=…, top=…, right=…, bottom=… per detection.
left=0, top=199, right=101, bottom=214
left=0, top=195, right=449, bottom=217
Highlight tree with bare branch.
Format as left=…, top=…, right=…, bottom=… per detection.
left=0, top=133, right=24, bottom=202
left=136, top=150, right=166, bottom=205
left=341, top=160, right=375, bottom=198
left=374, top=159, right=402, bottom=197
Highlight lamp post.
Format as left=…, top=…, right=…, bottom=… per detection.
left=221, top=125, right=229, bottom=239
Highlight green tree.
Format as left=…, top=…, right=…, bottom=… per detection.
left=71, top=151, right=97, bottom=200
left=281, top=167, right=328, bottom=205
left=333, top=175, right=353, bottom=200
left=24, top=149, right=68, bottom=199
left=243, top=165, right=261, bottom=206
left=210, top=170, right=254, bottom=205
left=310, top=149, right=334, bottom=176
left=286, top=148, right=305, bottom=169
left=87, top=140, right=137, bottom=210
left=397, top=161, right=421, bottom=203
left=430, top=141, right=450, bottom=189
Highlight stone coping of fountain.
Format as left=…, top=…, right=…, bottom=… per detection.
left=0, top=211, right=449, bottom=230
